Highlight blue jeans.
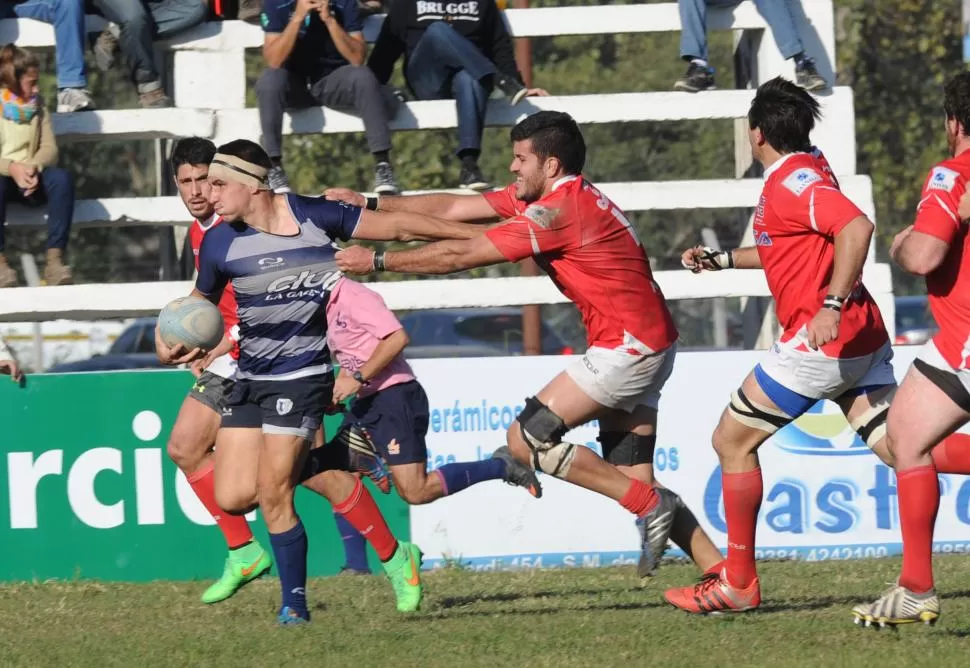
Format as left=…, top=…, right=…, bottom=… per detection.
left=0, top=167, right=75, bottom=252
left=91, top=0, right=206, bottom=84
left=679, top=0, right=804, bottom=62
left=406, top=21, right=495, bottom=155
left=0, top=0, right=87, bottom=89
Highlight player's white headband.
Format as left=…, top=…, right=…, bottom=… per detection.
left=209, top=153, right=270, bottom=190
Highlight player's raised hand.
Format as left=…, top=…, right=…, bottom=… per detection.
left=336, top=245, right=376, bottom=274
left=681, top=245, right=732, bottom=272
left=806, top=308, right=841, bottom=350
left=324, top=187, right=366, bottom=208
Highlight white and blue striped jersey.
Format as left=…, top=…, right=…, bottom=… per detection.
left=196, top=194, right=361, bottom=381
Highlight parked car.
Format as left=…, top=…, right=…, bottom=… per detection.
left=47, top=318, right=164, bottom=373
left=894, top=295, right=937, bottom=346
left=398, top=308, right=585, bottom=357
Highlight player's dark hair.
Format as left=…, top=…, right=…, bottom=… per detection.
left=748, top=76, right=821, bottom=154
left=215, top=138, right=274, bottom=170
left=510, top=111, right=586, bottom=175
left=944, top=72, right=970, bottom=136
left=170, top=137, right=216, bottom=173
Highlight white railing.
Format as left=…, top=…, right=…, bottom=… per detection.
left=0, top=1, right=894, bottom=339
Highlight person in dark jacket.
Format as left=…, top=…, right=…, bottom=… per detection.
left=368, top=0, right=547, bottom=190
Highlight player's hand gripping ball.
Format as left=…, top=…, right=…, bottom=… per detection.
left=158, top=296, right=225, bottom=354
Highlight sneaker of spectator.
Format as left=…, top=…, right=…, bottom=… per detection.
left=267, top=164, right=292, bottom=194
left=56, top=87, right=95, bottom=112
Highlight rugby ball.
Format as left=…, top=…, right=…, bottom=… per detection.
left=158, top=296, right=225, bottom=351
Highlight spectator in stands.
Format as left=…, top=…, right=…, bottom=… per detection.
left=675, top=0, right=827, bottom=93
left=0, top=333, right=21, bottom=380
left=368, top=0, right=547, bottom=190
left=0, top=0, right=95, bottom=112
left=0, top=45, right=74, bottom=288
left=88, top=0, right=208, bottom=108
left=257, top=0, right=400, bottom=195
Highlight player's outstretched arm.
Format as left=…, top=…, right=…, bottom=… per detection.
left=336, top=236, right=506, bottom=276
left=352, top=209, right=487, bottom=242
left=681, top=245, right=761, bottom=272
left=325, top=188, right=499, bottom=223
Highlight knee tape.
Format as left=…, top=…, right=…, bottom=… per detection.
left=516, top=396, right=575, bottom=478
left=599, top=431, right=656, bottom=466
left=728, top=388, right=793, bottom=434
left=849, top=385, right=895, bottom=449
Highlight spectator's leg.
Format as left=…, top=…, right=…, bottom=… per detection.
left=0, top=176, right=15, bottom=287
left=145, top=0, right=208, bottom=39
left=256, top=68, right=311, bottom=193
left=91, top=0, right=172, bottom=106
left=315, top=65, right=398, bottom=194
left=752, top=0, right=826, bottom=91
left=752, top=0, right=803, bottom=60
left=408, top=21, right=497, bottom=92
left=33, top=167, right=74, bottom=285
left=13, top=0, right=94, bottom=112
left=450, top=70, right=490, bottom=191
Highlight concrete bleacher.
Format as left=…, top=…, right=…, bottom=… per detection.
left=0, top=0, right=893, bottom=340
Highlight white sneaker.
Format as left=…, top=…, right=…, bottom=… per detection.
left=57, top=88, right=95, bottom=113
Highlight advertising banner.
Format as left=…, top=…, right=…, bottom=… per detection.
left=408, top=346, right=970, bottom=570
left=0, top=371, right=408, bottom=582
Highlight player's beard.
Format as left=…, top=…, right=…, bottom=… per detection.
left=516, top=172, right=544, bottom=203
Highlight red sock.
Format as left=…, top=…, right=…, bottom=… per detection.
left=931, top=433, right=970, bottom=474
left=333, top=478, right=398, bottom=562
left=704, top=559, right=726, bottom=577
left=186, top=460, right=253, bottom=550
left=619, top=479, right=659, bottom=517
left=897, top=465, right=940, bottom=593
left=723, top=468, right=763, bottom=589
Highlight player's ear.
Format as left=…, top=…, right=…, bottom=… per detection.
left=544, top=155, right=561, bottom=178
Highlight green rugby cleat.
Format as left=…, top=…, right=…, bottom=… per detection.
left=382, top=541, right=423, bottom=612
left=201, top=541, right=273, bottom=604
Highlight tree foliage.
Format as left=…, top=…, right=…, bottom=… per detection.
left=836, top=0, right=964, bottom=294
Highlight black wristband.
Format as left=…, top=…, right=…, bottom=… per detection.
left=365, top=195, right=379, bottom=211
left=373, top=251, right=386, bottom=272
left=726, top=249, right=735, bottom=269
left=822, top=294, right=844, bottom=312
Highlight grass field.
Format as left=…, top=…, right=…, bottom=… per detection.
left=2, top=557, right=969, bottom=667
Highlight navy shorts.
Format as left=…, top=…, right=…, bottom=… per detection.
left=221, top=375, right=334, bottom=441
left=345, top=380, right=429, bottom=466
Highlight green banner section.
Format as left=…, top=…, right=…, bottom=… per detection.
left=0, top=370, right=409, bottom=582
